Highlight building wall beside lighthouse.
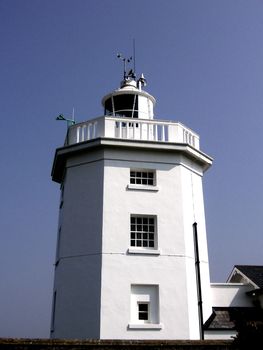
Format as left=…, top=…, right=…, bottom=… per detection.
left=99, top=147, right=211, bottom=339
left=51, top=150, right=105, bottom=339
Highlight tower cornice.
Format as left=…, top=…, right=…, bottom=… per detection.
left=51, top=137, right=213, bottom=183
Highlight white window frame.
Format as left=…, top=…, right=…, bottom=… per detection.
left=128, top=215, right=160, bottom=255
left=129, top=285, right=162, bottom=330
left=138, top=302, right=150, bottom=322
left=127, top=169, right=159, bottom=192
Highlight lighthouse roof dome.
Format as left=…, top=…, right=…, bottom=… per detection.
left=102, top=76, right=156, bottom=109
left=101, top=75, right=156, bottom=119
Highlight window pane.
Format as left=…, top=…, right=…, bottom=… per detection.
left=138, top=303, right=149, bottom=320
left=149, top=233, right=154, bottom=240
left=149, top=226, right=154, bottom=232
left=130, top=215, right=156, bottom=250
left=130, top=170, right=155, bottom=186
left=139, top=313, right=148, bottom=320
left=143, top=240, right=148, bottom=247
left=139, top=304, right=148, bottom=311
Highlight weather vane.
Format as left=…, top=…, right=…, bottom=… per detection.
left=117, top=39, right=136, bottom=80
left=56, top=108, right=76, bottom=128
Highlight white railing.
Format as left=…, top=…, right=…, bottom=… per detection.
left=66, top=116, right=200, bottom=149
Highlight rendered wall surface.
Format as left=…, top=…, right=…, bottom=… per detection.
left=51, top=144, right=212, bottom=340
left=99, top=147, right=211, bottom=339
left=51, top=152, right=104, bottom=339
left=210, top=284, right=253, bottom=307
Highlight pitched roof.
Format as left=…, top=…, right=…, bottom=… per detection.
left=204, top=308, right=235, bottom=330
left=204, top=307, right=263, bottom=331
left=234, top=265, right=263, bottom=288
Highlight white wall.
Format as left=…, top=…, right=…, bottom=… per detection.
left=204, top=330, right=236, bottom=340
left=99, top=148, right=211, bottom=339
left=51, top=152, right=105, bottom=339
left=52, top=143, right=212, bottom=340
left=210, top=283, right=253, bottom=307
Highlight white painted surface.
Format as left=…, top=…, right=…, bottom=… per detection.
left=130, top=285, right=159, bottom=325
left=101, top=80, right=156, bottom=119
left=51, top=155, right=105, bottom=339
left=51, top=144, right=212, bottom=339
left=98, top=148, right=211, bottom=339
left=210, top=283, right=253, bottom=307
left=204, top=330, right=236, bottom=340
left=67, top=116, right=200, bottom=149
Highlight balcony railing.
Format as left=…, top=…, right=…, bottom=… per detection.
left=66, top=116, right=200, bottom=150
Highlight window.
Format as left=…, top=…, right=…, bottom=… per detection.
left=130, top=170, right=155, bottom=186
left=138, top=303, right=149, bottom=321
left=129, top=285, right=162, bottom=329
left=130, top=216, right=156, bottom=249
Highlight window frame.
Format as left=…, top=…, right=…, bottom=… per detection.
left=129, top=215, right=160, bottom=255
left=130, top=169, right=156, bottom=186
left=129, top=284, right=162, bottom=330
left=127, top=169, right=159, bottom=192
left=138, top=302, right=150, bottom=323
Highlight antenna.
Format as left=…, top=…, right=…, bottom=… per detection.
left=117, top=53, right=132, bottom=80
left=133, top=38, right=136, bottom=77
left=72, top=107, right=75, bottom=124
left=117, top=40, right=136, bottom=80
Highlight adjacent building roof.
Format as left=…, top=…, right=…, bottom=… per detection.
left=204, top=308, right=235, bottom=330
left=204, top=307, right=263, bottom=331
left=227, top=265, right=263, bottom=289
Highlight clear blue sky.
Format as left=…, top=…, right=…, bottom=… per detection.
left=0, top=0, right=262, bottom=338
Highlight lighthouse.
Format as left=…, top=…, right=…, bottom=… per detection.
left=50, top=67, right=213, bottom=340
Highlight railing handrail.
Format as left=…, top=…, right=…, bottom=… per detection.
left=69, top=115, right=199, bottom=137
left=66, top=115, right=200, bottom=149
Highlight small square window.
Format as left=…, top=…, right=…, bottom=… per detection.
left=138, top=303, right=149, bottom=321
left=130, top=285, right=160, bottom=327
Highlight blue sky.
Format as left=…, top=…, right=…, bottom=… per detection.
left=1, top=0, right=263, bottom=338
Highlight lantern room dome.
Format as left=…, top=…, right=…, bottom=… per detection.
left=102, top=75, right=156, bottom=120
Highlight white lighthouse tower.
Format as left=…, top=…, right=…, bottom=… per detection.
left=50, top=67, right=213, bottom=340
